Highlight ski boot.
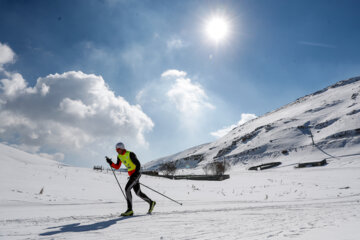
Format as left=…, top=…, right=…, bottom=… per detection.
left=121, top=209, right=134, bottom=216
left=148, top=201, right=156, bottom=214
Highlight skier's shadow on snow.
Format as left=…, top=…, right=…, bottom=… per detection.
left=40, top=216, right=142, bottom=236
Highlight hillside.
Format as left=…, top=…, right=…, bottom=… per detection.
left=144, top=76, right=360, bottom=172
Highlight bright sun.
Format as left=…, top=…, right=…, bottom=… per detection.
left=205, top=16, right=229, bottom=43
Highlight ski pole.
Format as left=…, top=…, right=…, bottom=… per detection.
left=140, top=182, right=183, bottom=206
left=110, top=166, right=127, bottom=200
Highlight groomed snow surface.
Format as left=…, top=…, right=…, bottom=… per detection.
left=1, top=143, right=360, bottom=240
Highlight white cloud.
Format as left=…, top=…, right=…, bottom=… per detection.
left=0, top=42, right=15, bottom=68
left=136, top=69, right=215, bottom=130
left=167, top=77, right=215, bottom=113
left=237, top=113, right=258, bottom=125
left=0, top=71, right=154, bottom=147
left=59, top=98, right=94, bottom=118
left=211, top=113, right=257, bottom=138
left=0, top=43, right=154, bottom=163
left=40, top=83, right=50, bottom=96
left=159, top=69, right=214, bottom=113
left=161, top=69, right=187, bottom=78
left=0, top=72, right=28, bottom=99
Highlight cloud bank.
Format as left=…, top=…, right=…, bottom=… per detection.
left=211, top=113, right=257, bottom=138
left=0, top=43, right=154, bottom=162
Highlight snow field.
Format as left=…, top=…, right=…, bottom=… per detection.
left=1, top=142, right=360, bottom=239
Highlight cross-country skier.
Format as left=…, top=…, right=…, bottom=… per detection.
left=106, top=142, right=156, bottom=216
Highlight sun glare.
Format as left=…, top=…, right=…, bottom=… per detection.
left=206, top=16, right=229, bottom=43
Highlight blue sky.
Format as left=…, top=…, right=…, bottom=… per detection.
left=1, top=0, right=360, bottom=167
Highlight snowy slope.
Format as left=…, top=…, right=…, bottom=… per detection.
left=1, top=142, right=360, bottom=239
left=145, top=76, right=360, bottom=172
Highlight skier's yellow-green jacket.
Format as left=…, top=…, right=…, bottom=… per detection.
left=111, top=150, right=141, bottom=176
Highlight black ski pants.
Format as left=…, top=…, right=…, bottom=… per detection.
left=125, top=172, right=152, bottom=210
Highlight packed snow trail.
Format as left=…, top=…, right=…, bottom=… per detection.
left=1, top=195, right=359, bottom=240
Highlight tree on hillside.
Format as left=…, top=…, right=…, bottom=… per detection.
left=160, top=162, right=177, bottom=176
left=203, top=161, right=230, bottom=175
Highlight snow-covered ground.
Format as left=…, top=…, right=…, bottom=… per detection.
left=1, top=143, right=359, bottom=239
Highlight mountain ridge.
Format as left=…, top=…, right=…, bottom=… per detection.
left=144, top=76, right=360, bottom=172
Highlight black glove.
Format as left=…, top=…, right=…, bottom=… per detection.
left=105, top=156, right=113, bottom=165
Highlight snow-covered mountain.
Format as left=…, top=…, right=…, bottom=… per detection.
left=145, top=77, right=360, bottom=171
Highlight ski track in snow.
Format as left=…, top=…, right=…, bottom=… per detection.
left=1, top=177, right=360, bottom=240
left=1, top=198, right=359, bottom=240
